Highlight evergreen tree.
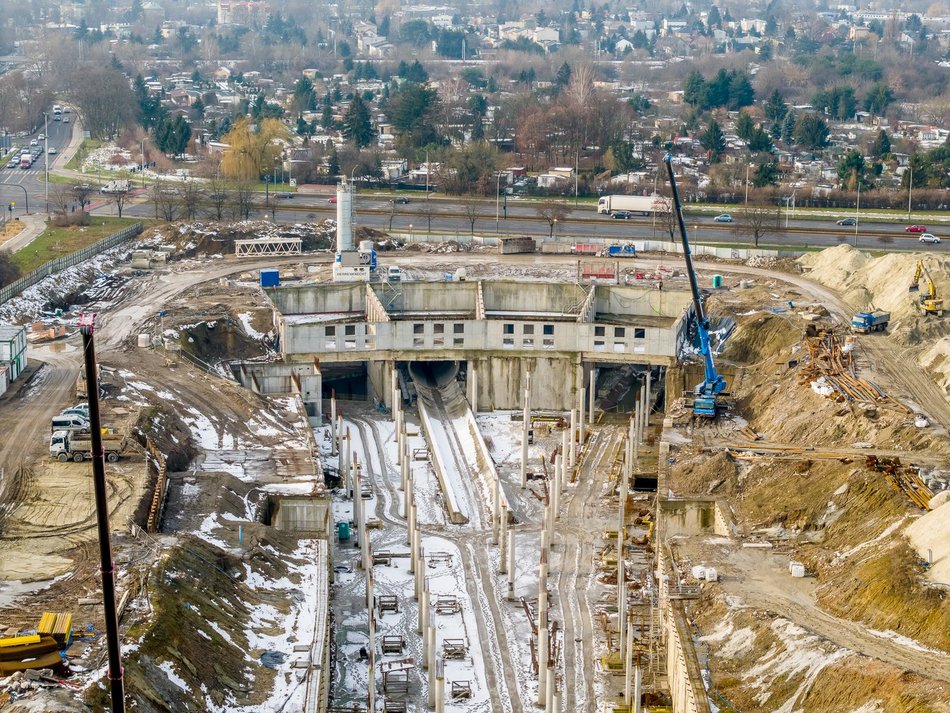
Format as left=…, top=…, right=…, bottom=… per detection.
left=342, top=95, right=375, bottom=148
left=555, top=62, right=572, bottom=88
left=700, top=119, right=726, bottom=162
left=870, top=129, right=891, bottom=158
left=735, top=111, right=755, bottom=141
left=764, top=88, right=787, bottom=123
left=793, top=114, right=830, bottom=150
left=781, top=112, right=796, bottom=143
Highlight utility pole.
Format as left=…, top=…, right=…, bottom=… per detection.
left=908, top=164, right=913, bottom=218
left=854, top=181, right=860, bottom=247
left=79, top=314, right=126, bottom=713
left=744, top=162, right=750, bottom=206
left=44, top=112, right=49, bottom=213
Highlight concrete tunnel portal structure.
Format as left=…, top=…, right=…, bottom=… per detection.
left=238, top=278, right=694, bottom=423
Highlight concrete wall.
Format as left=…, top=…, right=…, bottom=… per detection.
left=666, top=600, right=713, bottom=713
left=594, top=285, right=692, bottom=319
left=482, top=281, right=587, bottom=315
left=270, top=282, right=366, bottom=315
left=476, top=355, right=577, bottom=411
left=377, top=281, right=478, bottom=313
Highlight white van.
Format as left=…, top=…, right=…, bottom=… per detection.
left=50, top=415, right=90, bottom=434
left=387, top=266, right=402, bottom=282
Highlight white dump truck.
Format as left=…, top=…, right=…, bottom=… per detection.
left=50, top=429, right=128, bottom=462
left=596, top=194, right=671, bottom=215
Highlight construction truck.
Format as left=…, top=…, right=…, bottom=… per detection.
left=50, top=429, right=128, bottom=462
left=596, top=194, right=671, bottom=215
left=909, top=260, right=944, bottom=316
left=851, top=310, right=890, bottom=333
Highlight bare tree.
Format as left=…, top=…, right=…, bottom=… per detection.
left=535, top=200, right=572, bottom=238
left=152, top=180, right=179, bottom=222
left=206, top=177, right=229, bottom=220
left=50, top=186, right=71, bottom=218
left=735, top=204, right=772, bottom=247
left=462, top=198, right=481, bottom=235
left=419, top=196, right=436, bottom=233
left=71, top=184, right=96, bottom=217
left=231, top=182, right=255, bottom=220
left=177, top=180, right=203, bottom=221
left=110, top=187, right=131, bottom=218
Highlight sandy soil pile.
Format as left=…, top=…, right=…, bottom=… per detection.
left=799, top=245, right=950, bottom=323
left=905, top=500, right=950, bottom=586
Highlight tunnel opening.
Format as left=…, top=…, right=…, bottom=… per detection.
left=320, top=362, right=369, bottom=401
left=593, top=364, right=665, bottom=415
left=406, top=360, right=461, bottom=389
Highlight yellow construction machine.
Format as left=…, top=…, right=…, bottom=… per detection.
left=909, top=260, right=944, bottom=316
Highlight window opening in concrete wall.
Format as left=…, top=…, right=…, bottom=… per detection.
left=523, top=338, right=534, bottom=347
left=453, top=338, right=464, bottom=347
left=325, top=326, right=336, bottom=336
left=434, top=323, right=445, bottom=334
left=413, top=337, right=424, bottom=347
left=454, top=323, right=464, bottom=334
left=543, top=338, right=554, bottom=348
left=523, top=324, right=534, bottom=335
left=413, top=323, right=424, bottom=334
left=345, top=324, right=356, bottom=336
left=543, top=324, right=554, bottom=335
left=594, top=340, right=605, bottom=350
left=595, top=326, right=605, bottom=336
left=503, top=338, right=514, bottom=348
left=614, top=327, right=625, bottom=338
left=634, top=328, right=646, bottom=339
left=504, top=323, right=514, bottom=334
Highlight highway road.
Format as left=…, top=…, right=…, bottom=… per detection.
left=1, top=117, right=947, bottom=252
left=106, top=193, right=950, bottom=252
left=0, top=114, right=73, bottom=216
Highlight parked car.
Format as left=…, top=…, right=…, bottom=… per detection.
left=919, top=233, right=941, bottom=244
left=611, top=211, right=633, bottom=220
left=713, top=214, right=733, bottom=223
left=390, top=196, right=410, bottom=204
left=836, top=217, right=857, bottom=226
left=905, top=224, right=927, bottom=233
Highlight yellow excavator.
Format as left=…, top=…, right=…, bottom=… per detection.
left=909, top=259, right=944, bottom=316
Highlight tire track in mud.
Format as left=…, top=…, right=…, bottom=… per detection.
left=352, top=417, right=404, bottom=528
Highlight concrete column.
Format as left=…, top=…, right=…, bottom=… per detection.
left=467, top=359, right=478, bottom=410
left=551, top=681, right=561, bottom=713
left=435, top=660, right=445, bottom=713
left=560, top=428, right=570, bottom=485
left=499, top=506, right=508, bottom=575
left=552, top=454, right=560, bottom=519
left=632, top=404, right=640, bottom=468
left=329, top=392, right=337, bottom=455
left=521, top=370, right=532, bottom=489
left=426, top=623, right=436, bottom=682
left=545, top=666, right=555, bottom=713
left=619, top=574, right=627, bottom=656
left=406, top=480, right=414, bottom=545
left=344, top=428, right=352, bottom=495
left=492, top=479, right=500, bottom=545
left=538, top=556, right=548, bottom=631
left=537, top=609, right=548, bottom=705
left=507, top=529, right=516, bottom=601
left=624, top=616, right=635, bottom=707
left=415, top=542, right=424, bottom=601
left=633, top=660, right=642, bottom=713
left=419, top=581, right=429, bottom=636
left=569, top=409, right=577, bottom=468
left=588, top=368, right=596, bottom=425
left=644, top=371, right=651, bottom=438
left=391, top=364, right=399, bottom=414
left=578, top=386, right=586, bottom=448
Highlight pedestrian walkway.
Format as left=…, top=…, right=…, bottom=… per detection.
left=0, top=212, right=46, bottom=254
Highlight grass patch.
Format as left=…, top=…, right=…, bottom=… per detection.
left=64, top=138, right=104, bottom=171
left=11, top=216, right=144, bottom=274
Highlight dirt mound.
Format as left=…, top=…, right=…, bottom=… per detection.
left=799, top=245, right=950, bottom=338
left=149, top=220, right=336, bottom=257
left=671, top=451, right=739, bottom=495
left=722, top=313, right=801, bottom=365
left=905, top=500, right=950, bottom=586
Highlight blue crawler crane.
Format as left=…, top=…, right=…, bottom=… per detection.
left=663, top=152, right=728, bottom=417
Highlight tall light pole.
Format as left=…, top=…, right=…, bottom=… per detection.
left=744, top=162, right=750, bottom=206
left=141, top=139, right=146, bottom=189
left=44, top=111, right=49, bottom=213
left=907, top=163, right=913, bottom=218
left=854, top=180, right=860, bottom=246
left=495, top=171, right=501, bottom=233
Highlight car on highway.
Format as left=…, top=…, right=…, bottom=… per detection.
left=713, top=214, right=733, bottom=223
left=390, top=196, right=410, bottom=204
left=30, top=139, right=37, bottom=147
left=63, top=117, right=70, bottom=123
left=48, top=147, right=57, bottom=154
left=611, top=211, right=633, bottom=219
left=919, top=233, right=941, bottom=244
left=905, top=224, right=927, bottom=233
left=836, top=217, right=857, bottom=226
left=275, top=191, right=293, bottom=198
left=37, top=133, right=44, bottom=141
left=5, top=160, right=17, bottom=169
left=327, top=197, right=337, bottom=203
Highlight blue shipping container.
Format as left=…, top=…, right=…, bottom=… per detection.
left=260, top=270, right=280, bottom=287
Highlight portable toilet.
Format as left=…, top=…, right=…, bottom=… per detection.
left=337, top=521, right=351, bottom=541
left=711, top=274, right=723, bottom=288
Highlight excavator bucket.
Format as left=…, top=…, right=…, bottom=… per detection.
left=909, top=283, right=920, bottom=293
